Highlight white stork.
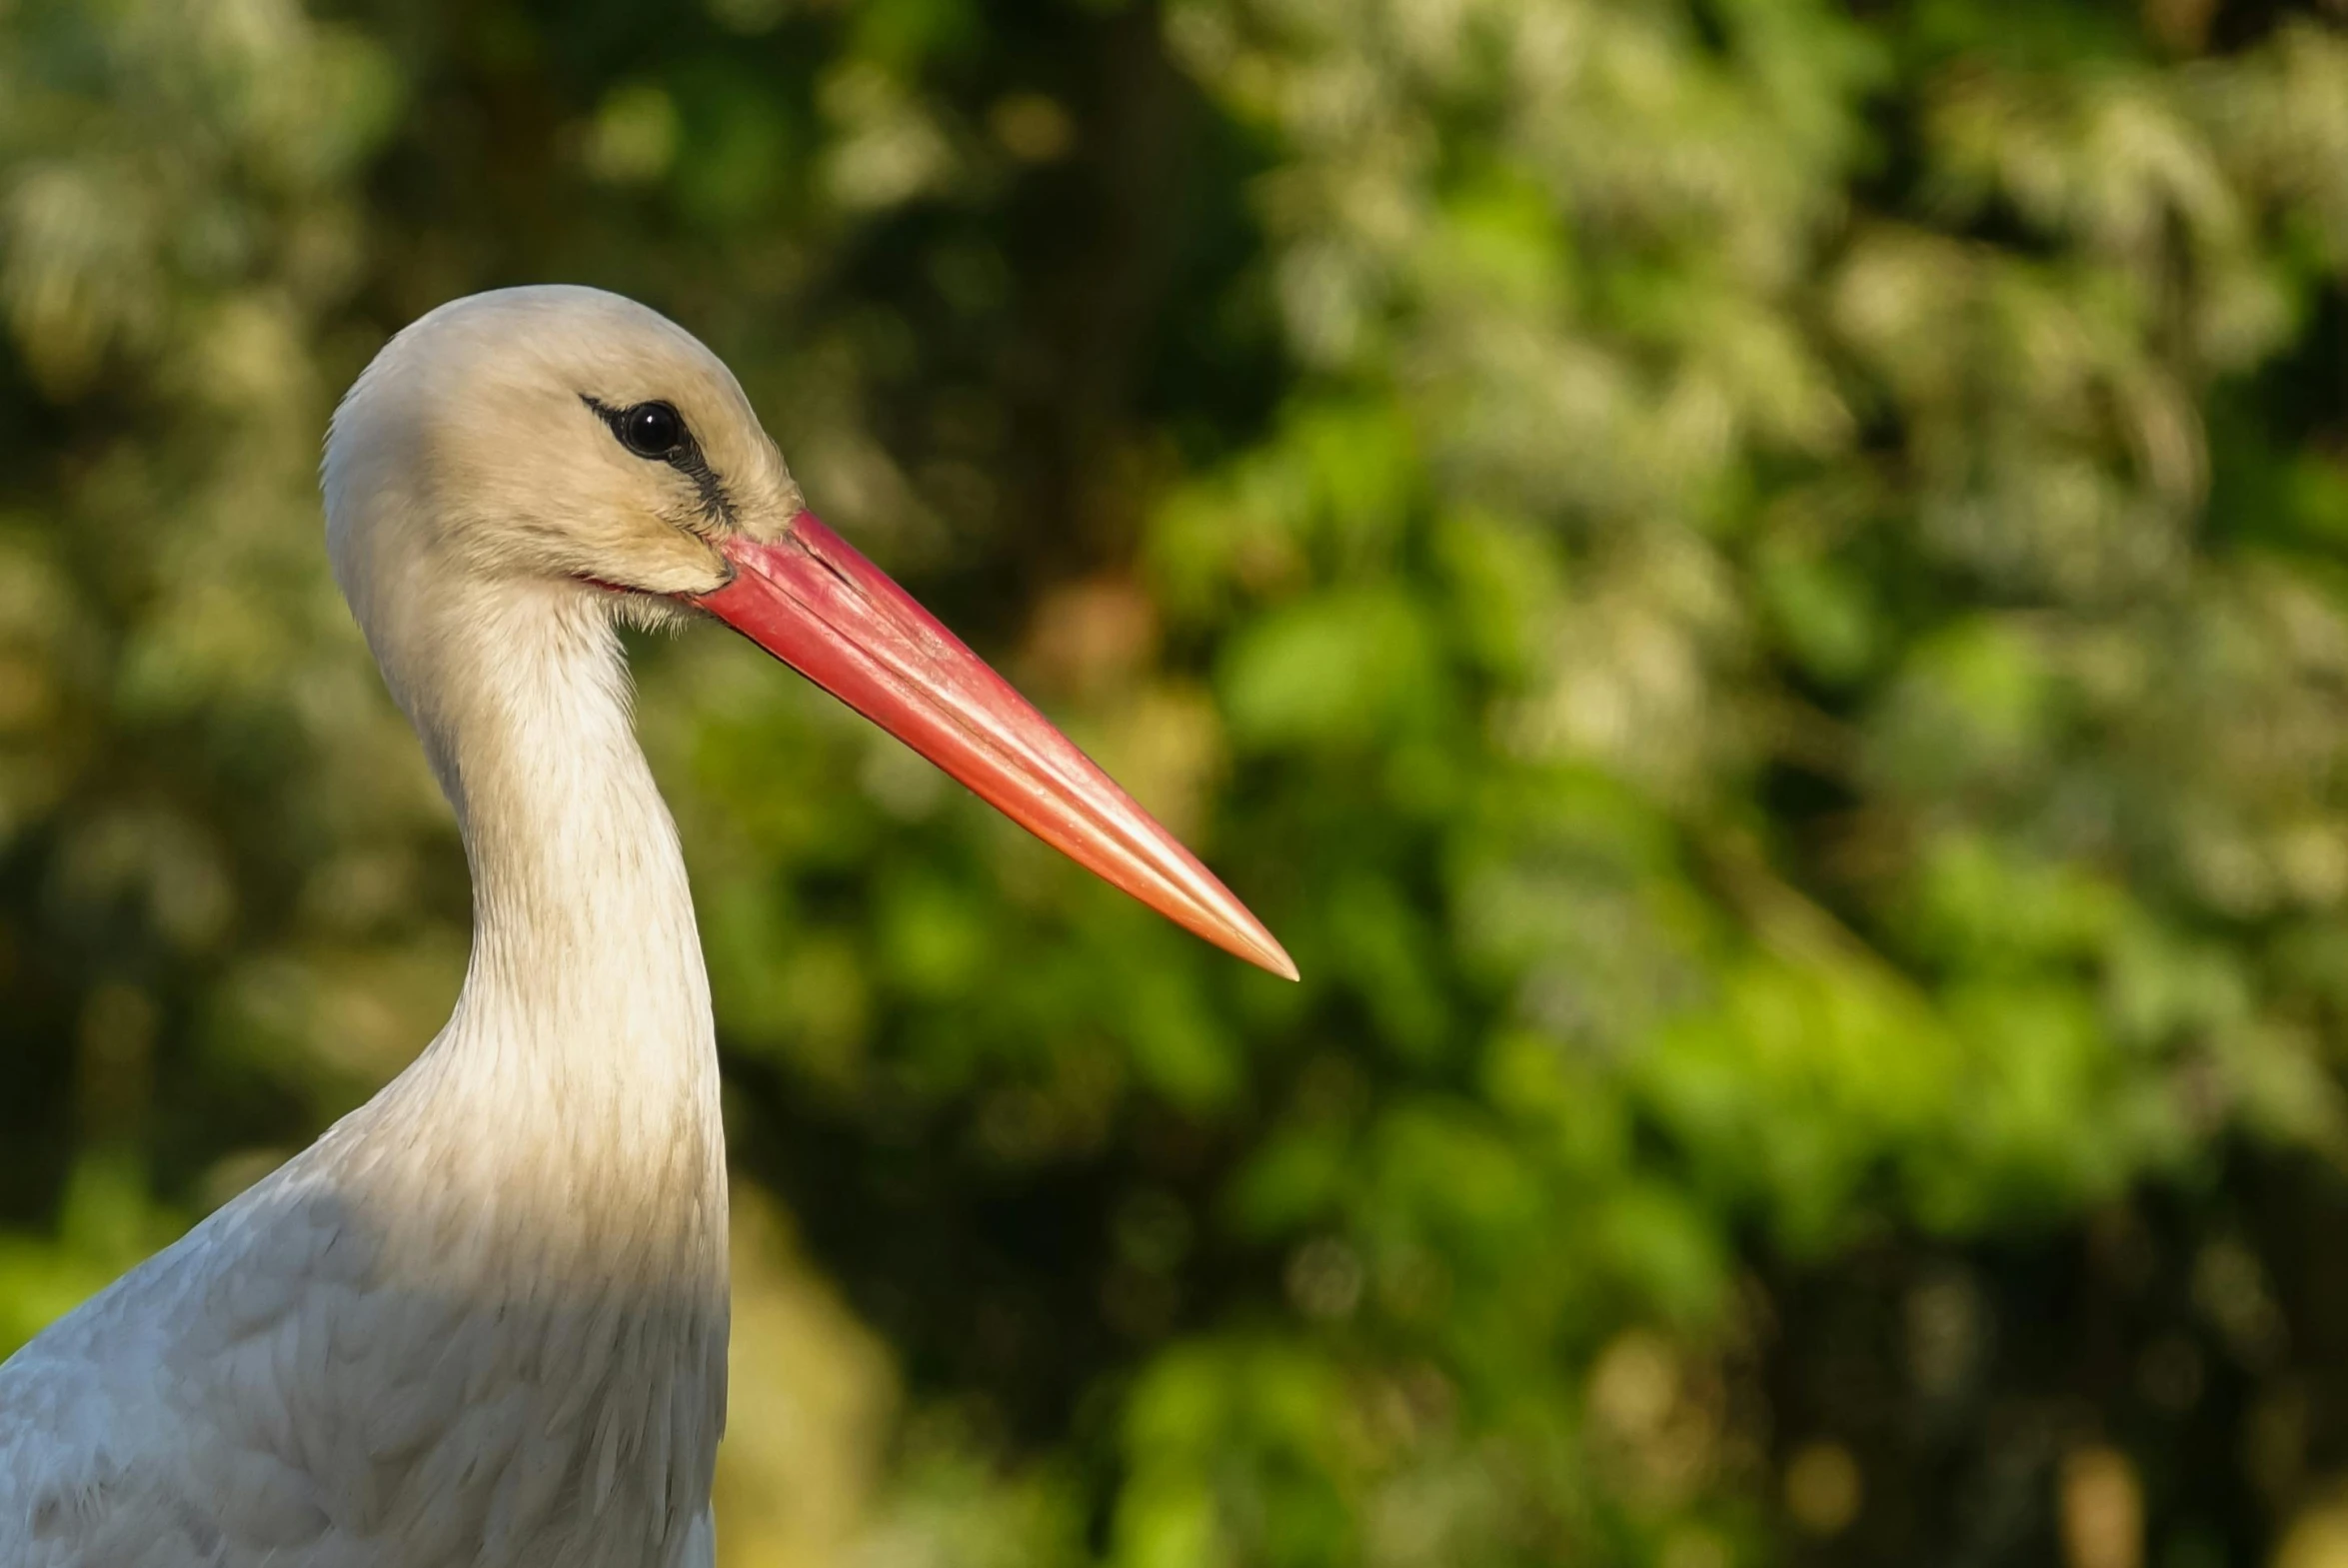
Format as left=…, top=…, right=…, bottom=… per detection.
left=0, top=285, right=1293, bottom=1567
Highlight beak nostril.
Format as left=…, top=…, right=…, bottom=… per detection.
left=793, top=531, right=862, bottom=597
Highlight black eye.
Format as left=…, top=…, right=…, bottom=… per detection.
left=616, top=401, right=684, bottom=459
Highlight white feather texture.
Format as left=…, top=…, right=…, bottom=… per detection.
left=0, top=287, right=807, bottom=1566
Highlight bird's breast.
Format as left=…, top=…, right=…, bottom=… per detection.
left=167, top=1090, right=732, bottom=1567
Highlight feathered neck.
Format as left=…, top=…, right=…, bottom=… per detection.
left=354, top=572, right=725, bottom=1272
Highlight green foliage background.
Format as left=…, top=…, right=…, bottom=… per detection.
left=11, top=0, right=2348, bottom=1562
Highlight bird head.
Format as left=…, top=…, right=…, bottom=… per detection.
left=325, top=285, right=793, bottom=619
left=324, top=285, right=1295, bottom=980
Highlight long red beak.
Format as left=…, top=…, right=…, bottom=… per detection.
left=692, top=513, right=1297, bottom=980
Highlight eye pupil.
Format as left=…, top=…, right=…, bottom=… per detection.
left=619, top=402, right=683, bottom=458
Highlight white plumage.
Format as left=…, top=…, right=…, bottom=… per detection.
left=0, top=284, right=1290, bottom=1566
left=1, top=287, right=749, bottom=1567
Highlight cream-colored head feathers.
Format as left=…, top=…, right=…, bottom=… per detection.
left=324, top=284, right=801, bottom=631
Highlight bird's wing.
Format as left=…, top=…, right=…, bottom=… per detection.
left=0, top=1191, right=353, bottom=1568
left=2, top=1146, right=727, bottom=1568
left=0, top=1333, right=214, bottom=1568
left=683, top=1506, right=716, bottom=1568
left=0, top=1171, right=486, bottom=1567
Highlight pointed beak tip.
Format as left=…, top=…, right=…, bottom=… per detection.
left=1218, top=918, right=1299, bottom=981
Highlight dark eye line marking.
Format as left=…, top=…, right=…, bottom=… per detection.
left=581, top=394, right=737, bottom=531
